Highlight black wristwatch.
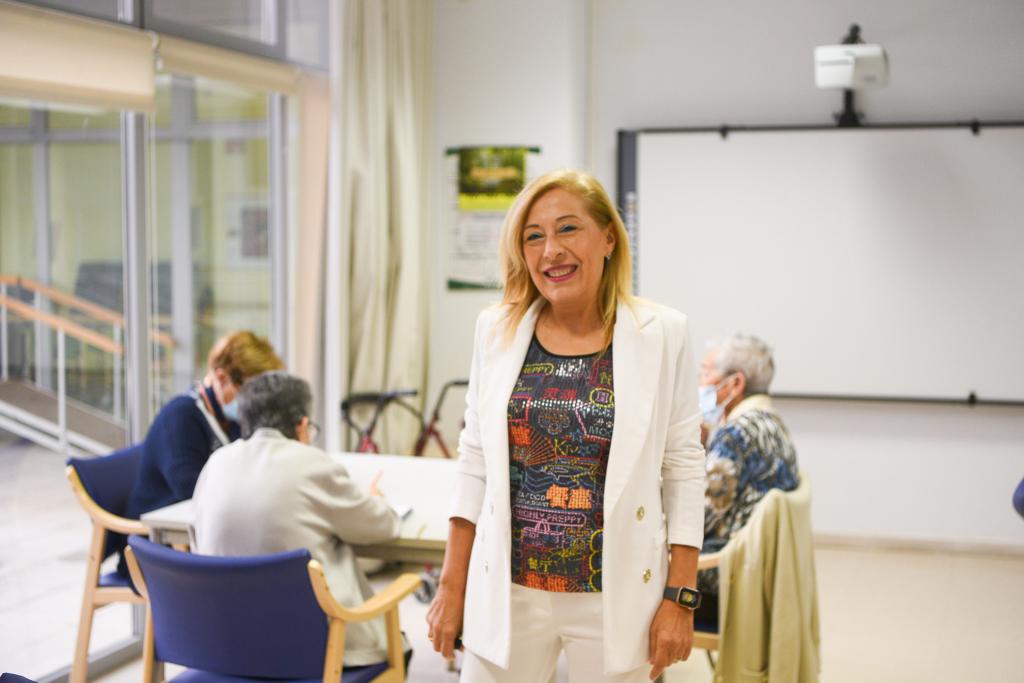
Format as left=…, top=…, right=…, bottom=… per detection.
left=663, top=585, right=702, bottom=610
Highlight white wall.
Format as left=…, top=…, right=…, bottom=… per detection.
left=430, top=0, right=1024, bottom=548
left=588, top=0, right=1024, bottom=187
left=428, top=0, right=588, bottom=450
left=588, top=0, right=1024, bottom=549
left=781, top=399, right=1024, bottom=548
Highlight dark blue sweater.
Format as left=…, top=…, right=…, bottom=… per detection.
left=125, top=389, right=240, bottom=519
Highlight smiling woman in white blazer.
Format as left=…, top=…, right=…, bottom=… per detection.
left=427, top=169, right=706, bottom=682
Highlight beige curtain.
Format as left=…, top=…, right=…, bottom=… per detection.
left=341, top=0, right=432, bottom=453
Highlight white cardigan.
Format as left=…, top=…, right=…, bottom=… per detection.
left=450, top=298, right=706, bottom=674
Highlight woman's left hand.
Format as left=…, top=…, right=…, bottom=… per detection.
left=647, top=599, right=694, bottom=680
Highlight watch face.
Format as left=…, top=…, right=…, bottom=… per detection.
left=664, top=586, right=702, bottom=609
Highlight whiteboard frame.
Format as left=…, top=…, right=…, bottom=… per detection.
left=616, top=120, right=1024, bottom=408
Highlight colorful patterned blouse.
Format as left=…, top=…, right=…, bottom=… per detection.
left=699, top=394, right=799, bottom=595
left=508, top=336, right=615, bottom=592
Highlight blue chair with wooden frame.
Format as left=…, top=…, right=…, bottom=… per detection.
left=66, top=446, right=149, bottom=683
left=1, top=674, right=40, bottom=683
left=124, top=536, right=420, bottom=683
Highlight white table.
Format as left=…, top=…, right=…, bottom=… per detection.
left=140, top=453, right=456, bottom=565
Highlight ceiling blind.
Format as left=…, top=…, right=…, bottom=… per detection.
left=0, top=0, right=155, bottom=112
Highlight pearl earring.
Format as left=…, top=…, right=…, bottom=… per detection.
left=605, top=253, right=612, bottom=261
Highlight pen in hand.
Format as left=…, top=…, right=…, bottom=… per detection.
left=369, top=471, right=383, bottom=498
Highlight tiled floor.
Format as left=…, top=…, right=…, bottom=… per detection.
left=3, top=433, right=1024, bottom=682
left=0, top=434, right=134, bottom=678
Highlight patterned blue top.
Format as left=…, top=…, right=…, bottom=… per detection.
left=699, top=397, right=799, bottom=595
left=507, top=336, right=614, bottom=593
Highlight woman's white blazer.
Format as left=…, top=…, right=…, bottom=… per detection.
left=449, top=297, right=706, bottom=675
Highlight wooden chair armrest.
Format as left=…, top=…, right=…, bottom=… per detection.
left=66, top=466, right=150, bottom=536
left=308, top=561, right=421, bottom=622
left=697, top=552, right=722, bottom=570
left=123, top=546, right=150, bottom=600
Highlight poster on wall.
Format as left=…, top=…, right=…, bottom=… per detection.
left=225, top=194, right=269, bottom=267
left=445, top=146, right=540, bottom=290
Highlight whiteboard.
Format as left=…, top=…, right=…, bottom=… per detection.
left=635, top=127, right=1024, bottom=401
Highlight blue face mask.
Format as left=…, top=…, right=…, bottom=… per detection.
left=222, top=399, right=240, bottom=422
left=698, top=385, right=724, bottom=426
left=699, top=375, right=736, bottom=426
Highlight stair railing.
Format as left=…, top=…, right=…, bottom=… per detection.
left=0, top=273, right=175, bottom=453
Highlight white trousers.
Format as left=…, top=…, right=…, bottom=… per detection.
left=460, top=584, right=648, bottom=683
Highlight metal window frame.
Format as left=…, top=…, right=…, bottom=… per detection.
left=167, top=76, right=195, bottom=394
left=38, top=638, right=143, bottom=683
left=141, top=0, right=285, bottom=63
left=12, top=0, right=139, bottom=25
left=10, top=75, right=291, bottom=683
left=122, top=111, right=152, bottom=440
left=268, top=91, right=287, bottom=358
left=31, top=109, right=52, bottom=390
left=121, top=107, right=153, bottom=675
left=31, top=112, right=152, bottom=683
left=12, top=0, right=326, bottom=71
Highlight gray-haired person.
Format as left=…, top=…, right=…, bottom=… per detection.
left=695, top=334, right=800, bottom=621
left=192, top=371, right=407, bottom=667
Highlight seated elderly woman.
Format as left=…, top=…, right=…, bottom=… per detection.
left=192, top=371, right=407, bottom=668
left=127, top=330, right=283, bottom=520
left=696, top=333, right=800, bottom=621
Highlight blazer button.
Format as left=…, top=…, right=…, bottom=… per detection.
left=490, top=502, right=494, bottom=515
left=484, top=561, right=489, bottom=573
left=642, top=568, right=651, bottom=583
left=636, top=506, right=645, bottom=521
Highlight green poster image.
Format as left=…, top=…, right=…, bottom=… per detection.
left=446, top=146, right=539, bottom=290
left=457, top=147, right=528, bottom=211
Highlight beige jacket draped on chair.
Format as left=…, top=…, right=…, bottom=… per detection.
left=717, top=476, right=821, bottom=683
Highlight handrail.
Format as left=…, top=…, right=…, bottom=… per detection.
left=0, top=294, right=122, bottom=355
left=1, top=274, right=122, bottom=326
left=0, top=273, right=175, bottom=349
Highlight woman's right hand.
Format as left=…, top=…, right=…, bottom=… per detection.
left=428, top=517, right=476, bottom=660
left=426, top=582, right=466, bottom=661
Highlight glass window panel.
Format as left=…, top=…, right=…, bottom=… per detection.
left=0, top=100, right=131, bottom=679
left=148, top=138, right=175, bottom=400
left=286, top=0, right=329, bottom=69
left=48, top=142, right=123, bottom=307
left=48, top=137, right=124, bottom=412
left=0, top=142, right=36, bottom=390
left=193, top=78, right=268, bottom=123
left=148, top=76, right=273, bottom=406
left=150, top=0, right=273, bottom=44
left=153, top=74, right=174, bottom=129
left=48, top=108, right=121, bottom=131
left=0, top=104, right=32, bottom=127
left=0, top=145, right=36, bottom=277
left=23, top=0, right=121, bottom=21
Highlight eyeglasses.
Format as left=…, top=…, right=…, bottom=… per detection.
left=307, top=420, right=321, bottom=444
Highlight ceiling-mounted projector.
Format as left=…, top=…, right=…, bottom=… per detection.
left=814, top=43, right=889, bottom=89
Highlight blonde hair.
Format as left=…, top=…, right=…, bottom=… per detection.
left=498, top=168, right=633, bottom=345
left=207, top=331, right=284, bottom=386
